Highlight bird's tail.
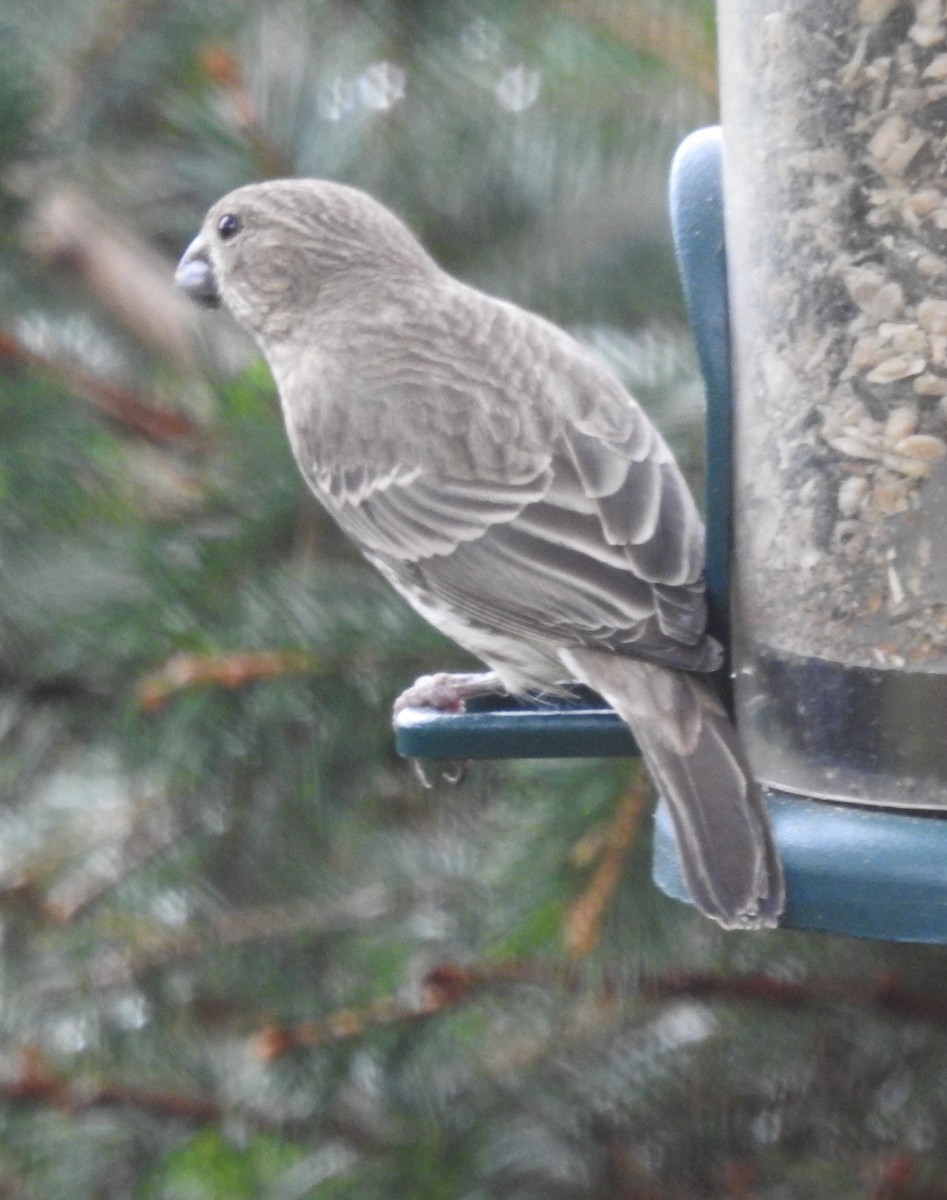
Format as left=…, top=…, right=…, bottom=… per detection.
left=560, top=648, right=784, bottom=930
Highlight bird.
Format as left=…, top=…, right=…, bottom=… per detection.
left=175, top=179, right=784, bottom=930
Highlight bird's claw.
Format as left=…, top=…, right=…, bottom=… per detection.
left=410, top=757, right=470, bottom=789
left=392, top=671, right=504, bottom=715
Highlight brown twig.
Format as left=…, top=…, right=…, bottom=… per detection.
left=0, top=327, right=204, bottom=445
left=251, top=962, right=540, bottom=1061
left=563, top=770, right=649, bottom=957
left=423, top=962, right=947, bottom=1029
left=253, top=995, right=432, bottom=1062
left=136, top=649, right=320, bottom=712
left=245, top=956, right=947, bottom=1063
left=641, top=970, right=947, bottom=1023
left=7, top=1046, right=222, bottom=1126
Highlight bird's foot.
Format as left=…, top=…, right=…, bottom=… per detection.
left=392, top=670, right=506, bottom=715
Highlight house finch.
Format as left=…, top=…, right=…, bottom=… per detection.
left=176, top=180, right=784, bottom=929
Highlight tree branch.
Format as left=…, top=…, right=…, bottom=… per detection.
left=0, top=327, right=205, bottom=444
left=136, top=649, right=320, bottom=712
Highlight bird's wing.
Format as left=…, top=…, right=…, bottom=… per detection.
left=311, top=461, right=551, bottom=561
left=303, top=302, right=712, bottom=668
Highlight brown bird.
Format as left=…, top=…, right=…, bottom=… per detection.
left=176, top=180, right=784, bottom=929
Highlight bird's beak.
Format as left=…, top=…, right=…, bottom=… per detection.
left=175, top=234, right=220, bottom=308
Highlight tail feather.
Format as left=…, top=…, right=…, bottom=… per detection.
left=560, top=648, right=784, bottom=930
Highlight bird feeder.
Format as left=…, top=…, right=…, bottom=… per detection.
left=396, top=1, right=947, bottom=941
left=719, top=0, right=947, bottom=810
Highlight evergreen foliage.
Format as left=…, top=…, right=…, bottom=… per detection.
left=2, top=1, right=947, bottom=1196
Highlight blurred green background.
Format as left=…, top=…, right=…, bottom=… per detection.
left=2, top=1, right=947, bottom=1196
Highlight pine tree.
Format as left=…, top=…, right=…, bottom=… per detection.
left=2, top=2, right=947, bottom=1197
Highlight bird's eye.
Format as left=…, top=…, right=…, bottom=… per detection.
left=217, top=213, right=242, bottom=241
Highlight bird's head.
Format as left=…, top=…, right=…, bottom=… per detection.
left=175, top=179, right=436, bottom=342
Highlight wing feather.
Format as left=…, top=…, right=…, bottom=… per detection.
left=298, top=291, right=712, bottom=672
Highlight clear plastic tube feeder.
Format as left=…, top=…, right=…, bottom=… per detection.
left=719, top=0, right=947, bottom=807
